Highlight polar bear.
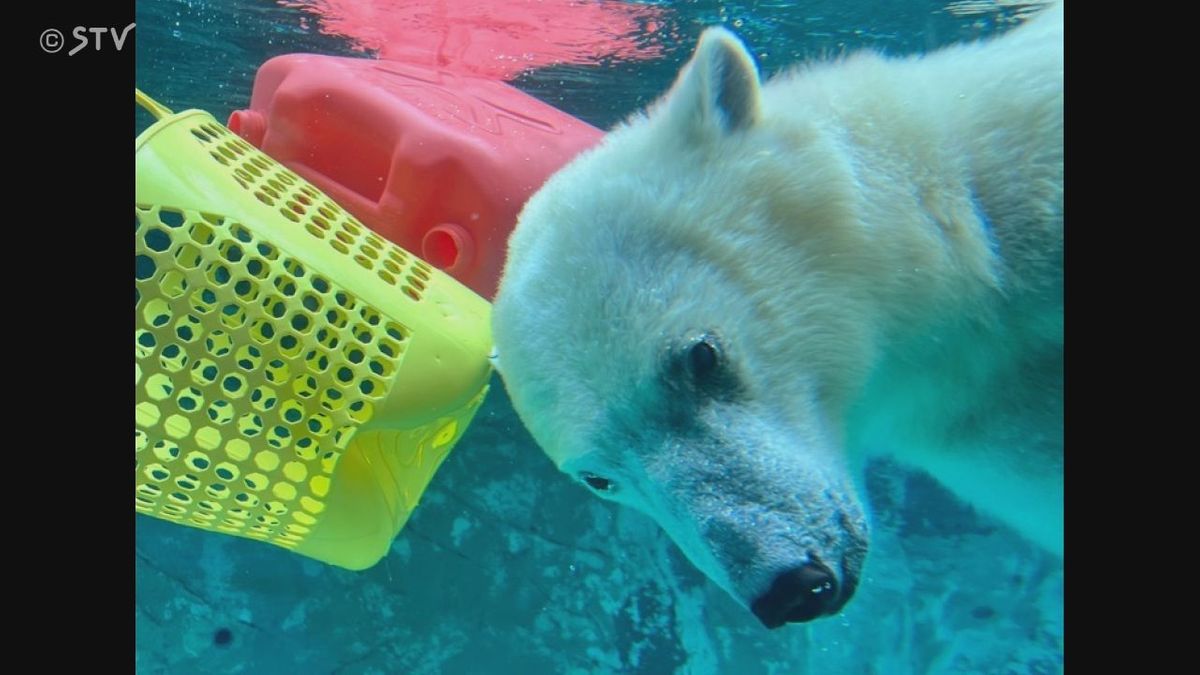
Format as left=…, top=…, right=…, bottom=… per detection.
left=491, top=1, right=1062, bottom=629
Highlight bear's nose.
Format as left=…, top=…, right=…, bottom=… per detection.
left=750, top=560, right=846, bottom=629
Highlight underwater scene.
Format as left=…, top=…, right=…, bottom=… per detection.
left=135, top=1, right=1063, bottom=673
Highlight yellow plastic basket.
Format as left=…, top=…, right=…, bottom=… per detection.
left=135, top=89, right=493, bottom=570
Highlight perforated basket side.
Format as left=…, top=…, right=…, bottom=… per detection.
left=135, top=205, right=412, bottom=549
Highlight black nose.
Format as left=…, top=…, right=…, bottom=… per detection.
left=750, top=561, right=846, bottom=629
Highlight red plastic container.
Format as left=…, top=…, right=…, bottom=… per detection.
left=228, top=55, right=604, bottom=299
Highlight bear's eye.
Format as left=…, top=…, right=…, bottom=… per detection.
left=688, top=338, right=720, bottom=379
left=579, top=472, right=615, bottom=493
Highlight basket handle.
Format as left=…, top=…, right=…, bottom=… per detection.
left=135, top=88, right=174, bottom=120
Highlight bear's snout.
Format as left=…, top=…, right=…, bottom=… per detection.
left=750, top=557, right=851, bottom=628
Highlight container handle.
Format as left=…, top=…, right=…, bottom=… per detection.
left=135, top=88, right=174, bottom=120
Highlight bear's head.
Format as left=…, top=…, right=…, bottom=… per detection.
left=493, top=27, right=877, bottom=629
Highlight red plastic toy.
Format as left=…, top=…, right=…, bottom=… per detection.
left=229, top=55, right=604, bottom=299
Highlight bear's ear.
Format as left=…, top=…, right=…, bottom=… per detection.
left=662, top=27, right=762, bottom=140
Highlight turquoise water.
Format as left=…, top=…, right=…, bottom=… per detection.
left=135, top=1, right=1063, bottom=673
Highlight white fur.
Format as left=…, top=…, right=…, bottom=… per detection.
left=492, top=1, right=1062, bottom=621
